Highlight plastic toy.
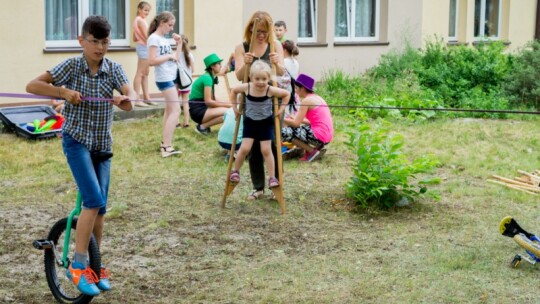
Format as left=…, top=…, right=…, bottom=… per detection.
left=25, top=114, right=64, bottom=133
left=499, top=216, right=540, bottom=268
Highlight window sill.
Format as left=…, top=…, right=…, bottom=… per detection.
left=333, top=41, right=390, bottom=47
left=297, top=42, right=329, bottom=48
left=43, top=44, right=197, bottom=54
left=472, top=40, right=511, bottom=46
left=447, top=41, right=469, bottom=46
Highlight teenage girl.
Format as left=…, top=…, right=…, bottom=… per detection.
left=229, top=60, right=290, bottom=188
left=147, top=11, right=182, bottom=158
left=176, top=34, right=194, bottom=128
left=132, top=1, right=154, bottom=107
left=280, top=40, right=300, bottom=118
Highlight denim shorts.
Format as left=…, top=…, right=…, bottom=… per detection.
left=136, top=43, right=148, bottom=59
left=156, top=74, right=180, bottom=91
left=62, top=132, right=111, bottom=215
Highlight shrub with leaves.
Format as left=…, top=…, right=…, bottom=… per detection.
left=503, top=40, right=540, bottom=107
left=346, top=120, right=440, bottom=209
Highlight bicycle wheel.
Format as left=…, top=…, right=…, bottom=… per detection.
left=43, top=217, right=101, bottom=304
left=513, top=234, right=540, bottom=258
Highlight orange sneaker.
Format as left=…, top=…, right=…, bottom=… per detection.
left=96, top=266, right=111, bottom=291
left=66, top=264, right=100, bottom=296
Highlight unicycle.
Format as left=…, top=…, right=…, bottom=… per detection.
left=33, top=191, right=101, bottom=303
left=499, top=216, right=540, bottom=268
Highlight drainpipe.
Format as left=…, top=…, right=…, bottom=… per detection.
left=536, top=0, right=540, bottom=39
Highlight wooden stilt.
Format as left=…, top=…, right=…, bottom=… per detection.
left=221, top=19, right=259, bottom=208
left=269, top=32, right=286, bottom=215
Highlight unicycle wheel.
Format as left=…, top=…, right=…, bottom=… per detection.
left=43, top=217, right=101, bottom=304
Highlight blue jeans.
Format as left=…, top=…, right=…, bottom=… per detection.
left=62, top=133, right=111, bottom=215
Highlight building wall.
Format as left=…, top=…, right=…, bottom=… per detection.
left=0, top=0, right=537, bottom=101
left=507, top=0, right=537, bottom=52
left=302, top=0, right=424, bottom=78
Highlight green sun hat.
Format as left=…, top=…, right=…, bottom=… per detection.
left=203, top=53, right=223, bottom=69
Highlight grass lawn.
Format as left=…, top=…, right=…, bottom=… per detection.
left=1, top=115, right=539, bottom=303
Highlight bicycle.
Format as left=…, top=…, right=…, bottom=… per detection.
left=33, top=190, right=102, bottom=304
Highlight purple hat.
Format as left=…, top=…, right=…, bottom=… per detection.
left=294, top=73, right=315, bottom=92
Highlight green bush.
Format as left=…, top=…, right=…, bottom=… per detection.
left=320, top=69, right=443, bottom=122
left=346, top=120, right=440, bottom=209
left=366, top=38, right=511, bottom=111
left=503, top=40, right=540, bottom=108
left=419, top=40, right=510, bottom=108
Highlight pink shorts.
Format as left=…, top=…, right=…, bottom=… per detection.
left=178, top=89, right=190, bottom=94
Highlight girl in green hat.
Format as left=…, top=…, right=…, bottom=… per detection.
left=188, top=53, right=232, bottom=135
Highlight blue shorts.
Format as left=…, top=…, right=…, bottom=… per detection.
left=156, top=74, right=180, bottom=91
left=62, top=132, right=111, bottom=215
left=136, top=43, right=148, bottom=59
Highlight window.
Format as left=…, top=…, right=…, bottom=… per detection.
left=448, top=0, right=458, bottom=41
left=335, top=0, right=379, bottom=42
left=156, top=0, right=184, bottom=40
left=298, top=0, right=317, bottom=42
left=45, top=0, right=129, bottom=48
left=474, top=0, right=501, bottom=39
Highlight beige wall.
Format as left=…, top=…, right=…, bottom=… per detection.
left=297, top=0, right=423, bottom=78
left=422, top=0, right=537, bottom=52
left=0, top=0, right=538, bottom=101
left=507, top=0, right=537, bottom=52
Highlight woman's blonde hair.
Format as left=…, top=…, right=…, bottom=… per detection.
left=242, top=11, right=274, bottom=44
left=249, top=60, right=272, bottom=79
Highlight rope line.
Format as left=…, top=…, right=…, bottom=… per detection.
left=1, top=92, right=539, bottom=115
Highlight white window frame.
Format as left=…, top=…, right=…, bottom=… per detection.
left=334, top=0, right=380, bottom=42
left=298, top=0, right=317, bottom=43
left=45, top=0, right=130, bottom=48
left=474, top=0, right=501, bottom=40
left=448, top=0, right=459, bottom=41
left=156, top=0, right=184, bottom=44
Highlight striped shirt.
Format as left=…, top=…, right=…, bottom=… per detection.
left=49, top=55, right=129, bottom=151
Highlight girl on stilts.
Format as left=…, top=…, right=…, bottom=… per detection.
left=229, top=60, right=290, bottom=188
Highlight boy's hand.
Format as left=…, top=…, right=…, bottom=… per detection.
left=112, top=95, right=130, bottom=106
left=63, top=89, right=83, bottom=105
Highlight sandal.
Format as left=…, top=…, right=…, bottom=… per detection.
left=268, top=177, right=279, bottom=188
left=230, top=170, right=240, bottom=183
left=160, top=145, right=182, bottom=158
left=246, top=189, right=264, bottom=201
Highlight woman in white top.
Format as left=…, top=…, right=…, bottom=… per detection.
left=281, top=40, right=300, bottom=118
left=132, top=1, right=154, bottom=107
left=147, top=11, right=182, bottom=158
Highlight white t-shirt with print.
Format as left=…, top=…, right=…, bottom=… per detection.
left=147, top=33, right=177, bottom=82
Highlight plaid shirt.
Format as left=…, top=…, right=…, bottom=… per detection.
left=49, top=55, right=129, bottom=151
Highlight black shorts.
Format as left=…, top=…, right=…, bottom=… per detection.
left=189, top=99, right=207, bottom=124
left=243, top=116, right=275, bottom=141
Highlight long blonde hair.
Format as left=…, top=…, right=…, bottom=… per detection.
left=148, top=11, right=175, bottom=36
left=180, top=34, right=192, bottom=68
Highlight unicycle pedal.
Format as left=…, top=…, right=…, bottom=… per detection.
left=33, top=239, right=53, bottom=250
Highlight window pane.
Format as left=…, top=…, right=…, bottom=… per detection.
left=474, top=0, right=481, bottom=37
left=449, top=0, right=457, bottom=37
left=355, top=0, right=375, bottom=37
left=335, top=0, right=349, bottom=37
left=484, top=0, right=499, bottom=37
left=157, top=0, right=180, bottom=38
left=45, top=0, right=78, bottom=40
left=89, top=0, right=126, bottom=39
left=299, top=0, right=314, bottom=38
